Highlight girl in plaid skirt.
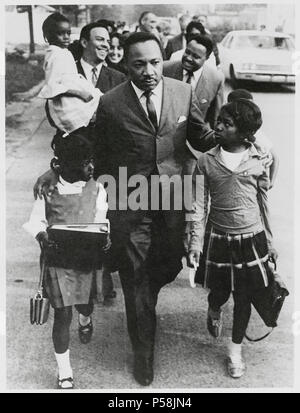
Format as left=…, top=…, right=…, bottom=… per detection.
left=186, top=98, right=278, bottom=378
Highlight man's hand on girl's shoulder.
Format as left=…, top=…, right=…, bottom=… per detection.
left=253, top=141, right=273, bottom=168
left=33, top=168, right=58, bottom=200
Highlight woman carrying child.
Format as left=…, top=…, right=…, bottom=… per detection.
left=23, top=132, right=109, bottom=389
left=186, top=98, right=278, bottom=378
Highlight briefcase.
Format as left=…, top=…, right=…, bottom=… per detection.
left=30, top=257, right=50, bottom=325
left=245, top=260, right=289, bottom=342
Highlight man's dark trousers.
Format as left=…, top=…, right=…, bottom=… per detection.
left=113, top=210, right=184, bottom=360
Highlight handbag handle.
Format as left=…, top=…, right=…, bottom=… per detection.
left=245, top=258, right=276, bottom=342
left=245, top=328, right=273, bottom=342
left=37, top=252, right=46, bottom=295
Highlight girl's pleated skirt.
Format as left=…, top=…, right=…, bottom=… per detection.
left=195, top=223, right=271, bottom=293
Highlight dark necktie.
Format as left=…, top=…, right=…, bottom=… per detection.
left=185, top=71, right=193, bottom=84
left=143, top=90, right=158, bottom=131
left=91, top=67, right=98, bottom=86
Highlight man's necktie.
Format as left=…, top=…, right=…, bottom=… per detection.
left=91, top=67, right=98, bottom=86
left=185, top=71, right=193, bottom=84
left=143, top=90, right=158, bottom=131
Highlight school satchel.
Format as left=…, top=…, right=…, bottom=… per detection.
left=245, top=259, right=289, bottom=342
left=30, top=256, right=50, bottom=325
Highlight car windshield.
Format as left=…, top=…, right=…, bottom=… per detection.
left=235, top=35, right=294, bottom=50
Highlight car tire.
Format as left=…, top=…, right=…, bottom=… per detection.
left=230, top=65, right=241, bottom=89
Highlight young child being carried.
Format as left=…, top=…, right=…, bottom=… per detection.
left=23, top=131, right=109, bottom=389
left=186, top=98, right=278, bottom=379
left=39, top=12, right=101, bottom=135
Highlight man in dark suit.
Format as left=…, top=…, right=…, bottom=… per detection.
left=165, top=14, right=191, bottom=60
left=77, top=22, right=126, bottom=94
left=164, top=34, right=224, bottom=130
left=94, top=32, right=215, bottom=386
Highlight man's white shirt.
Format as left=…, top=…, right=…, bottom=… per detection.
left=131, top=80, right=163, bottom=123
left=183, top=66, right=204, bottom=90
left=80, top=58, right=104, bottom=88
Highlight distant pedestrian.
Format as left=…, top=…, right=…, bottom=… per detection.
left=187, top=99, right=278, bottom=378
left=23, top=132, right=110, bottom=389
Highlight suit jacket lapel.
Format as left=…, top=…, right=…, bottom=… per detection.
left=195, top=64, right=208, bottom=100
left=97, top=65, right=111, bottom=93
left=125, top=81, right=155, bottom=133
left=158, top=77, right=172, bottom=132
left=76, top=60, right=86, bottom=78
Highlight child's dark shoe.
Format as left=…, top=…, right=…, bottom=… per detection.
left=207, top=307, right=223, bottom=338
left=78, top=317, right=93, bottom=344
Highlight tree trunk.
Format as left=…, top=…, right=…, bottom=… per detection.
left=28, top=5, right=35, bottom=55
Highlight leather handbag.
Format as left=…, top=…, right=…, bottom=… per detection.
left=245, top=260, right=289, bottom=342
left=30, top=256, right=50, bottom=325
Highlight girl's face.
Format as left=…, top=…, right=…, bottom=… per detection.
left=51, top=21, right=71, bottom=48
left=108, top=36, right=124, bottom=63
left=215, top=111, right=244, bottom=150
left=61, top=158, right=94, bottom=183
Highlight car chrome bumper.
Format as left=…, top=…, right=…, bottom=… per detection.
left=236, top=71, right=295, bottom=84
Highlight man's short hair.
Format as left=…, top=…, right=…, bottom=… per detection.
left=80, top=22, right=109, bottom=41
left=139, top=11, right=152, bottom=25
left=193, top=14, right=207, bottom=22
left=123, top=32, right=163, bottom=60
left=186, top=21, right=206, bottom=37
left=187, top=34, right=213, bottom=58
left=179, top=14, right=190, bottom=23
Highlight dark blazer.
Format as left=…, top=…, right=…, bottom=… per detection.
left=94, top=77, right=215, bottom=232
left=76, top=60, right=126, bottom=93
left=163, top=60, right=224, bottom=129
left=165, top=33, right=185, bottom=60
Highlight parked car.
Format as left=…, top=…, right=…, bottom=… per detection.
left=218, top=30, right=295, bottom=88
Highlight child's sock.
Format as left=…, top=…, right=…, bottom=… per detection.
left=55, top=349, right=73, bottom=379
left=79, top=313, right=91, bottom=327
left=228, top=342, right=242, bottom=361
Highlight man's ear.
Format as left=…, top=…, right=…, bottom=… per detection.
left=80, top=38, right=88, bottom=49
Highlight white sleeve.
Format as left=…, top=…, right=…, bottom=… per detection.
left=94, top=182, right=108, bottom=222
left=22, top=198, right=48, bottom=238
left=38, top=47, right=81, bottom=99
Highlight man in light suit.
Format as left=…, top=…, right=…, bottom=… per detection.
left=163, top=34, right=224, bottom=130
left=94, top=32, right=216, bottom=386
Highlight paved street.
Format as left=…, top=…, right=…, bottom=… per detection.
left=6, top=82, right=295, bottom=390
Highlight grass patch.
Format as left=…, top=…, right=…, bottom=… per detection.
left=5, top=54, right=44, bottom=103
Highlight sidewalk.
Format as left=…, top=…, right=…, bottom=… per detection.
left=6, top=92, right=45, bottom=172
left=6, top=98, right=294, bottom=390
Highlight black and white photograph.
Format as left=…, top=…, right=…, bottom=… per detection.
left=3, top=0, right=300, bottom=393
